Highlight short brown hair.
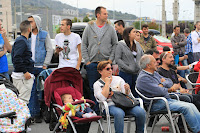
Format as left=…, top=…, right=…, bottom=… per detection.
left=20, top=20, right=31, bottom=33
left=95, top=6, right=106, bottom=18
left=97, top=61, right=111, bottom=71
left=142, top=24, right=149, bottom=29
left=62, top=18, right=72, bottom=29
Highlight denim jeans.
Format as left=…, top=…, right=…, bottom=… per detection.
left=28, top=68, right=44, bottom=117
left=108, top=105, right=145, bottom=133
left=0, top=72, right=10, bottom=80
left=119, top=71, right=139, bottom=98
left=85, top=63, right=101, bottom=113
left=150, top=99, right=200, bottom=133
left=187, top=52, right=194, bottom=64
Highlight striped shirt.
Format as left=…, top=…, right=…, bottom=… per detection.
left=185, top=33, right=193, bottom=54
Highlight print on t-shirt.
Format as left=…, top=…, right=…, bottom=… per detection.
left=62, top=39, right=70, bottom=60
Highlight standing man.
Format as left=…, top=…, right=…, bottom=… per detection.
left=191, top=21, right=200, bottom=61
left=0, top=20, right=12, bottom=79
left=81, top=6, right=118, bottom=112
left=28, top=15, right=53, bottom=123
left=114, top=20, right=125, bottom=41
left=184, top=28, right=194, bottom=64
left=54, top=18, right=82, bottom=70
left=11, top=20, right=34, bottom=104
left=139, top=24, right=157, bottom=52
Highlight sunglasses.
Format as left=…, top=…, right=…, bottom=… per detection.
left=104, top=67, right=113, bottom=71
left=155, top=58, right=160, bottom=61
left=162, top=51, right=172, bottom=59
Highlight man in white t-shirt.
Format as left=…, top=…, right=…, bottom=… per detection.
left=191, top=21, right=200, bottom=61
left=55, top=18, right=82, bottom=70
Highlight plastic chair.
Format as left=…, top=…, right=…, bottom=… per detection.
left=135, top=87, right=188, bottom=133
left=186, top=72, right=200, bottom=94
left=96, top=92, right=147, bottom=133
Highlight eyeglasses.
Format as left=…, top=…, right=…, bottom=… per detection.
left=104, top=67, right=113, bottom=71
left=162, top=51, right=172, bottom=59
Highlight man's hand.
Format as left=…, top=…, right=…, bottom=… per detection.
left=184, top=55, right=188, bottom=60
left=158, top=84, right=164, bottom=87
left=171, top=84, right=180, bottom=91
left=55, top=45, right=63, bottom=54
left=160, top=78, right=166, bottom=83
left=86, top=61, right=91, bottom=65
left=0, top=29, right=6, bottom=38
left=24, top=72, right=31, bottom=80
left=42, top=66, right=47, bottom=69
left=175, top=42, right=179, bottom=45
left=180, top=88, right=189, bottom=94
left=75, top=66, right=80, bottom=70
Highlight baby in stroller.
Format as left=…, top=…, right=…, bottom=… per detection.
left=61, top=94, right=97, bottom=118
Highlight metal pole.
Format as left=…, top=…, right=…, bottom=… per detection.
left=46, top=7, right=49, bottom=31
left=162, top=0, right=166, bottom=37
left=77, top=0, right=78, bottom=22
left=140, top=1, right=141, bottom=30
left=20, top=0, right=22, bottom=22
left=14, top=0, right=17, bottom=39
left=113, top=0, right=115, bottom=20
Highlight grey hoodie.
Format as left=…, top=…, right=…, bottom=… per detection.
left=115, top=40, right=143, bottom=74
left=30, top=15, right=53, bottom=67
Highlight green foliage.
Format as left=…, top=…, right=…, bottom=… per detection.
left=148, top=22, right=159, bottom=30
left=56, top=27, right=60, bottom=34
left=72, top=17, right=81, bottom=23
left=83, top=16, right=90, bottom=22
left=91, top=17, right=96, bottom=20
left=133, top=21, right=145, bottom=30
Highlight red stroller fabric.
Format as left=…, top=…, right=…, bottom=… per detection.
left=44, top=67, right=83, bottom=107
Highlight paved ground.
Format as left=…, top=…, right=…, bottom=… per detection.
left=29, top=116, right=173, bottom=133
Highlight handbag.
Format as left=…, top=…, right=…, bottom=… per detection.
left=98, top=79, right=139, bottom=109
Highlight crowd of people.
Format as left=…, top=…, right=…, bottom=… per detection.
left=1, top=5, right=200, bottom=133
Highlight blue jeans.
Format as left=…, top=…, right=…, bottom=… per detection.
left=108, top=105, right=145, bottom=133
left=0, top=72, right=10, bottom=80
left=151, top=99, right=200, bottom=133
left=119, top=71, right=139, bottom=98
left=85, top=63, right=101, bottom=113
left=28, top=68, right=44, bottom=117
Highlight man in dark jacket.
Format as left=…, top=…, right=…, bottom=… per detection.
left=11, top=20, right=34, bottom=104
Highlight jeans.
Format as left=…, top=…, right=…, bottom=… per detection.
left=193, top=52, right=200, bottom=62
left=108, top=105, right=145, bottom=133
left=187, top=52, right=194, bottom=64
left=151, top=99, right=200, bottom=133
left=28, top=68, right=44, bottom=117
left=119, top=71, right=139, bottom=98
left=85, top=63, right=101, bottom=113
left=0, top=72, right=10, bottom=80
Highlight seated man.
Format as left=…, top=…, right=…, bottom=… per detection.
left=136, top=54, right=200, bottom=133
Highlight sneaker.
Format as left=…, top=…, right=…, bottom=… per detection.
left=34, top=116, right=42, bottom=123
left=82, top=112, right=97, bottom=118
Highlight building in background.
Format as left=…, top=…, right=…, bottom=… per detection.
left=0, top=0, right=12, bottom=35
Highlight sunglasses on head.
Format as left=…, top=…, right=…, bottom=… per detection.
left=104, top=67, right=113, bottom=71
left=162, top=51, right=172, bottom=59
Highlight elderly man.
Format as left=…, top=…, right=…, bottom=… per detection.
left=136, top=54, right=200, bottom=133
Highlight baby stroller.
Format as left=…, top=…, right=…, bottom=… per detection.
left=0, top=74, right=31, bottom=133
left=44, top=67, right=104, bottom=133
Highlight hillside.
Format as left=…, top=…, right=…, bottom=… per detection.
left=13, top=0, right=137, bottom=20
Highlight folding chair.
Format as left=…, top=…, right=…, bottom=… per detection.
left=135, top=87, right=188, bottom=133
left=96, top=92, right=147, bottom=133
left=186, top=72, right=200, bottom=94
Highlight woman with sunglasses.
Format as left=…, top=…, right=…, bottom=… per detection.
left=115, top=27, right=144, bottom=97
left=93, top=61, right=145, bottom=133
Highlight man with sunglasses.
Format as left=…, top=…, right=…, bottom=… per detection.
left=144, top=49, right=160, bottom=66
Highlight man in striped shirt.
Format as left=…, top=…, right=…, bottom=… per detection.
left=184, top=28, right=194, bottom=64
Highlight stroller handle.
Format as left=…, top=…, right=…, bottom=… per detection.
left=71, top=99, right=95, bottom=107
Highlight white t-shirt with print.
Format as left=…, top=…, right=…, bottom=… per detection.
left=55, top=32, right=81, bottom=68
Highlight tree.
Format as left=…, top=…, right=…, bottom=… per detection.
left=83, top=16, right=90, bottom=22
left=148, top=22, right=159, bottom=30
left=133, top=21, right=145, bottom=30
left=72, top=17, right=81, bottom=23
left=91, top=17, right=96, bottom=20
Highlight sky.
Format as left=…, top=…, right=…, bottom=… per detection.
left=57, top=0, right=194, bottom=21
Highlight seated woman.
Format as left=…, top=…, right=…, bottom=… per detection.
left=93, top=61, right=146, bottom=133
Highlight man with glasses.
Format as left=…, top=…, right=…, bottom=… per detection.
left=28, top=15, right=53, bottom=123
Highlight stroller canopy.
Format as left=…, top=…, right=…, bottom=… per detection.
left=44, top=67, right=83, bottom=107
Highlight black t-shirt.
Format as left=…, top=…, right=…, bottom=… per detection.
left=157, top=67, right=179, bottom=84
left=117, top=32, right=123, bottom=41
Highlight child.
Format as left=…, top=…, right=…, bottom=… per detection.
left=11, top=20, right=35, bottom=104
left=61, top=94, right=97, bottom=118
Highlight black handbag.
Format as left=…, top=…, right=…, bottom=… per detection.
left=99, top=79, right=139, bottom=109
